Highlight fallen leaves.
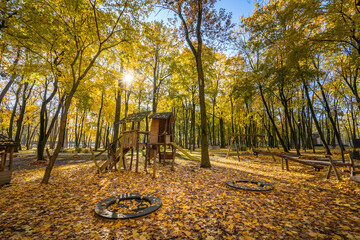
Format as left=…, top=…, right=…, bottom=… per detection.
left=0, top=151, right=359, bottom=239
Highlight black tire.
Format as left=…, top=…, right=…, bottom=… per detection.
left=94, top=193, right=162, bottom=219
left=225, top=179, right=274, bottom=191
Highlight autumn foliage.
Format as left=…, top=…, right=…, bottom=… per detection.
left=1, top=151, right=359, bottom=239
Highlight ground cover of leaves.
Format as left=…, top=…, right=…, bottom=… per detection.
left=1, top=150, right=360, bottom=239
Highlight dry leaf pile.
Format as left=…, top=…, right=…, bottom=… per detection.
left=0, top=152, right=359, bottom=239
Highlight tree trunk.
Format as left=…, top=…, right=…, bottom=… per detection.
left=95, top=92, right=104, bottom=150
left=37, top=95, right=63, bottom=160
left=303, top=82, right=331, bottom=155
left=42, top=90, right=75, bottom=183
left=112, top=80, right=122, bottom=152
left=316, top=78, right=345, bottom=161
left=37, top=79, right=58, bottom=160
left=259, top=85, right=288, bottom=152
left=15, top=81, right=34, bottom=151
left=8, top=83, right=22, bottom=139
left=219, top=112, right=225, bottom=148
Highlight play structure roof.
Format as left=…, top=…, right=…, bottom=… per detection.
left=119, top=111, right=151, bottom=123
left=0, top=134, right=19, bottom=146
left=149, top=112, right=173, bottom=121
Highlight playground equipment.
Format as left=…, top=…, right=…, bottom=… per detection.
left=225, top=179, right=274, bottom=191
left=95, top=193, right=162, bottom=219
left=169, top=142, right=200, bottom=162
left=226, top=134, right=265, bottom=161
left=99, top=111, right=151, bottom=173
left=0, top=134, right=19, bottom=186
left=147, top=112, right=176, bottom=178
left=96, top=111, right=179, bottom=177
left=95, top=111, right=200, bottom=177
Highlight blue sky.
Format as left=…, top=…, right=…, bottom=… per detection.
left=215, top=0, right=255, bottom=23
left=149, top=0, right=255, bottom=23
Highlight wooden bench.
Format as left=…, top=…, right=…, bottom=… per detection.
left=251, top=148, right=357, bottom=180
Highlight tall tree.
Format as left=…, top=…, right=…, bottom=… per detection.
left=163, top=0, right=233, bottom=168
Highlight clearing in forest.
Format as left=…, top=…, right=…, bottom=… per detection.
left=0, top=150, right=359, bottom=239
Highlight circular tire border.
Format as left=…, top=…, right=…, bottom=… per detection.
left=225, top=179, right=274, bottom=191
left=94, top=193, right=162, bottom=219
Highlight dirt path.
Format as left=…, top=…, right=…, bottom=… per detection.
left=11, top=153, right=108, bottom=171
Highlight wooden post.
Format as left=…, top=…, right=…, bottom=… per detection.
left=326, top=165, right=332, bottom=179
left=118, top=123, right=125, bottom=172
left=326, top=155, right=340, bottom=180
left=285, top=158, right=289, bottom=171
left=1, top=149, right=6, bottom=171
left=281, top=158, right=284, bottom=170
left=349, top=154, right=355, bottom=177
left=136, top=122, right=140, bottom=173
left=9, top=146, right=14, bottom=171
left=153, top=145, right=158, bottom=178
left=90, top=147, right=101, bottom=174
left=171, top=147, right=175, bottom=171
left=235, top=135, right=240, bottom=161
left=226, top=135, right=236, bottom=159
left=130, top=149, right=134, bottom=171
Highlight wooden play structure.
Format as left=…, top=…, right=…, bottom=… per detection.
left=226, top=134, right=265, bottom=161
left=95, top=111, right=178, bottom=178
left=98, top=111, right=151, bottom=173
left=147, top=112, right=176, bottom=177
left=0, top=134, right=19, bottom=186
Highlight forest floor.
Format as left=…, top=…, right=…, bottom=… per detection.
left=1, top=149, right=360, bottom=239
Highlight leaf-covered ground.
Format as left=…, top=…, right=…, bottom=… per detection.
left=1, top=150, right=360, bottom=239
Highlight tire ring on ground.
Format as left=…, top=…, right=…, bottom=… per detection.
left=225, top=179, right=274, bottom=191
left=94, top=193, right=162, bottom=219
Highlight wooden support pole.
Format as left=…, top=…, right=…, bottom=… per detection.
left=136, top=122, right=140, bottom=173
left=171, top=147, right=175, bottom=171
left=235, top=135, right=240, bottom=161
left=118, top=123, right=125, bottom=172
left=90, top=147, right=101, bottom=174
left=153, top=146, right=158, bottom=179
left=226, top=136, right=236, bottom=159
left=1, top=149, right=6, bottom=171
left=327, top=155, right=340, bottom=180
left=130, top=149, right=134, bottom=171
left=9, top=146, right=14, bottom=171
left=326, top=165, right=332, bottom=179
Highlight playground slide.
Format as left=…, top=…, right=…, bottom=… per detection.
left=170, top=142, right=200, bottom=162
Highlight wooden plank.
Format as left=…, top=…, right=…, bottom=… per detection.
left=8, top=146, right=14, bottom=171
left=149, top=119, right=159, bottom=143
left=226, top=136, right=236, bottom=159
left=0, top=171, right=12, bottom=186
left=0, top=150, right=6, bottom=171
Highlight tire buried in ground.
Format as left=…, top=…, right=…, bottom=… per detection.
left=94, top=193, right=162, bottom=219
left=225, top=179, right=274, bottom=191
